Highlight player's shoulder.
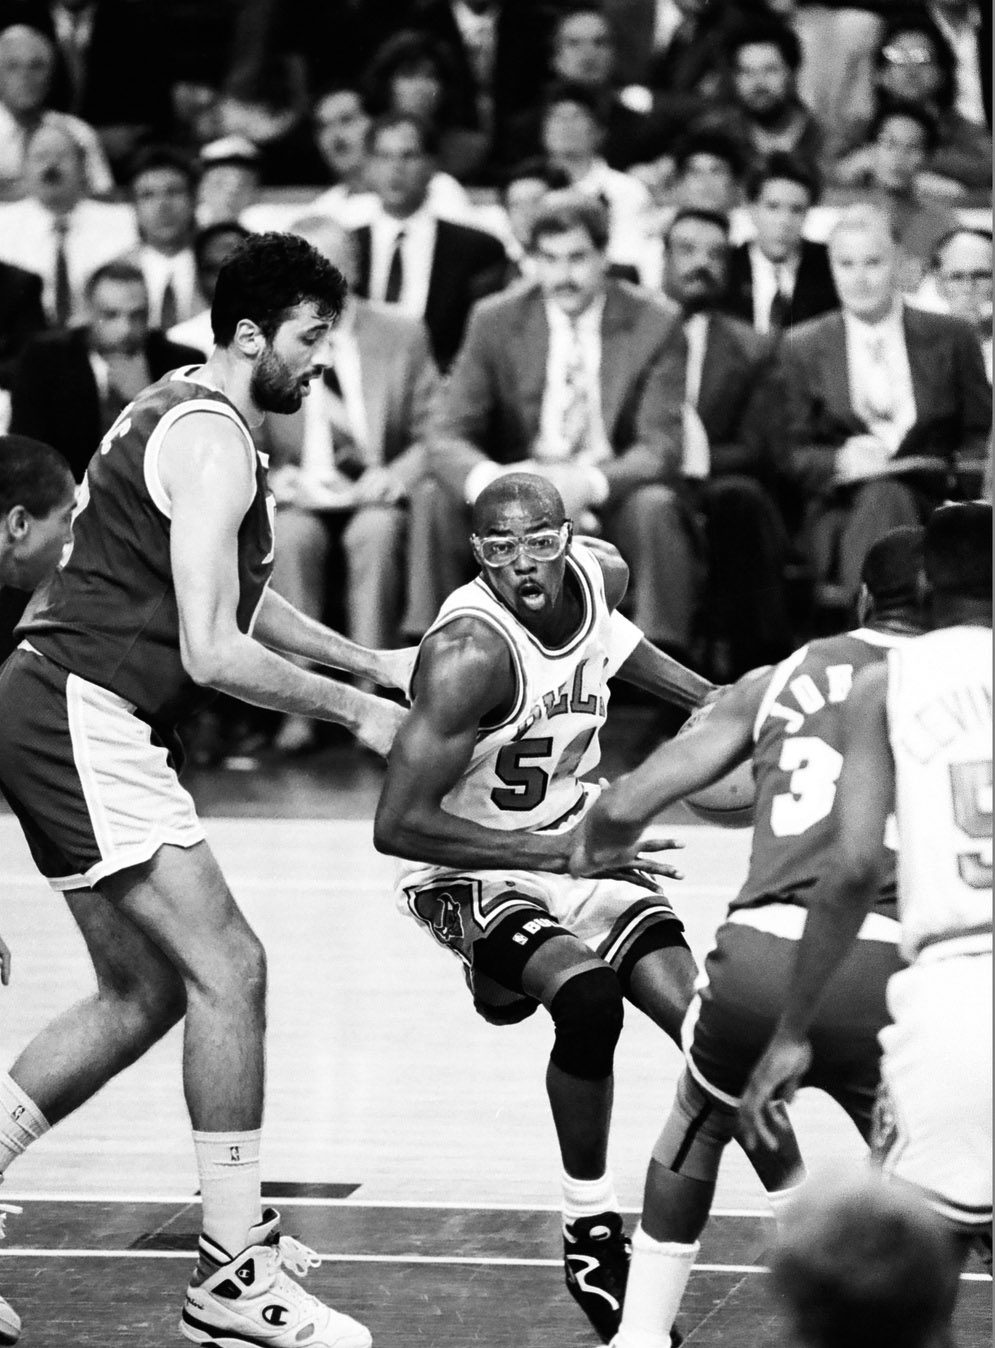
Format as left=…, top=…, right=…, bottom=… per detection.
left=412, top=614, right=517, bottom=716
left=574, top=536, right=628, bottom=609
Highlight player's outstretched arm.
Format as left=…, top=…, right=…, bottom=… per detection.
left=253, top=588, right=416, bottom=693
left=375, top=621, right=576, bottom=872
left=570, top=672, right=765, bottom=876
left=739, top=664, right=894, bottom=1150
left=613, top=633, right=716, bottom=711
left=161, top=413, right=405, bottom=755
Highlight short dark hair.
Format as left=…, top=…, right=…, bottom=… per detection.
left=664, top=207, right=731, bottom=247
left=128, top=143, right=198, bottom=191
left=529, top=188, right=610, bottom=253
left=554, top=4, right=612, bottom=38
left=472, top=472, right=566, bottom=533
left=542, top=79, right=605, bottom=126
left=500, top=157, right=572, bottom=197
left=0, top=435, right=74, bottom=517
left=925, top=501, right=992, bottom=601
left=84, top=259, right=148, bottom=299
left=193, top=221, right=251, bottom=270
left=210, top=231, right=347, bottom=346
left=861, top=525, right=924, bottom=610
left=870, top=98, right=940, bottom=156
left=362, top=29, right=457, bottom=119
left=674, top=129, right=746, bottom=179
left=727, top=17, right=803, bottom=72
left=367, top=109, right=439, bottom=158
left=746, top=150, right=821, bottom=205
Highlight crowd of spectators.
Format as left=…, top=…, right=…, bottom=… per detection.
left=0, top=0, right=990, bottom=757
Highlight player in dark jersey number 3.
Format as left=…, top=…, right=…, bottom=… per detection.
left=0, top=235, right=408, bottom=1348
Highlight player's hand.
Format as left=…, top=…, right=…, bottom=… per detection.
left=374, top=646, right=418, bottom=696
left=352, top=467, right=407, bottom=506
left=352, top=691, right=407, bottom=757
left=738, top=1032, right=813, bottom=1152
left=569, top=824, right=683, bottom=881
left=0, top=935, right=11, bottom=986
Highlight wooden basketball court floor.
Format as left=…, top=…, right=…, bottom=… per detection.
left=0, top=745, right=990, bottom=1347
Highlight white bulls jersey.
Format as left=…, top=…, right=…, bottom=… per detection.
left=422, top=540, right=613, bottom=835
left=887, top=625, right=993, bottom=961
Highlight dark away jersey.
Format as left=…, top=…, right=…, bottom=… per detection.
left=732, top=628, right=912, bottom=918
left=21, top=367, right=274, bottom=728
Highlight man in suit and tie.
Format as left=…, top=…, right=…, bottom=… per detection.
left=413, top=190, right=691, bottom=653
left=726, top=153, right=839, bottom=336
left=117, top=145, right=204, bottom=332
left=9, top=259, right=203, bottom=481
left=350, top=111, right=507, bottom=371
left=658, top=206, right=794, bottom=677
left=264, top=217, right=440, bottom=750
left=784, top=203, right=991, bottom=604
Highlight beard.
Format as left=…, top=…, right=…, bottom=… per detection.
left=250, top=344, right=304, bottom=414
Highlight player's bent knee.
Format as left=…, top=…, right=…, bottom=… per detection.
left=652, top=1069, right=737, bottom=1181
left=549, top=966, right=624, bottom=1080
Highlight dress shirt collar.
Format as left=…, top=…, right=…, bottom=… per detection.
left=544, top=291, right=606, bottom=340
left=843, top=298, right=906, bottom=345
left=749, top=241, right=800, bottom=288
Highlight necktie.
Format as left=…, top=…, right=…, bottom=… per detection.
left=767, top=274, right=792, bottom=331
left=322, top=365, right=363, bottom=478
left=52, top=216, right=71, bottom=327
left=159, top=275, right=178, bottom=331
left=383, top=229, right=405, bottom=304
left=681, top=318, right=711, bottom=479
left=560, top=322, right=591, bottom=458
left=861, top=334, right=895, bottom=426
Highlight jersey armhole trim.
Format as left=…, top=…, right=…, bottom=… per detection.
left=425, top=608, right=528, bottom=734
left=144, top=400, right=257, bottom=521
left=752, top=644, right=809, bottom=743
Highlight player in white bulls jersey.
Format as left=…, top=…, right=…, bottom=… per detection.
left=375, top=472, right=805, bottom=1344
left=743, top=502, right=993, bottom=1310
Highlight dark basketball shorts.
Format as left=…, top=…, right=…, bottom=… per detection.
left=0, top=645, right=204, bottom=890
left=398, top=867, right=687, bottom=1025
left=683, top=903, right=905, bottom=1135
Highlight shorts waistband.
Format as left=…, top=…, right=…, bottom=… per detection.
left=727, top=903, right=901, bottom=944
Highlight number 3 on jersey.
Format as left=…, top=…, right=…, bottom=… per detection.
left=770, top=736, right=844, bottom=837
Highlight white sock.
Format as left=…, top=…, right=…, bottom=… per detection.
left=613, top=1224, right=699, bottom=1348
left=768, top=1177, right=807, bottom=1239
left=0, top=1074, right=50, bottom=1173
left=562, top=1170, right=620, bottom=1226
left=193, top=1129, right=263, bottom=1259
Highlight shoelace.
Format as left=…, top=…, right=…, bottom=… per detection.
left=264, top=1234, right=327, bottom=1311
left=276, top=1235, right=322, bottom=1278
left=0, top=1204, right=22, bottom=1240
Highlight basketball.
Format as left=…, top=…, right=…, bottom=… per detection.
left=674, top=701, right=756, bottom=828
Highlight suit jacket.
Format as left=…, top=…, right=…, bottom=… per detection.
left=783, top=305, right=992, bottom=495
left=725, top=240, right=840, bottom=333
left=352, top=217, right=507, bottom=373
left=429, top=279, right=685, bottom=502
left=262, top=302, right=440, bottom=494
left=0, top=260, right=45, bottom=389
left=691, top=313, right=790, bottom=484
left=10, top=329, right=205, bottom=481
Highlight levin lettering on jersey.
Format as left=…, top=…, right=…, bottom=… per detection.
left=898, top=682, right=993, bottom=765
left=767, top=665, right=855, bottom=735
left=514, top=657, right=608, bottom=739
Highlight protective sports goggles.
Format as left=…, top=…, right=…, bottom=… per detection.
left=472, top=522, right=571, bottom=568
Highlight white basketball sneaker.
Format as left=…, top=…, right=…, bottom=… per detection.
left=180, top=1208, right=371, bottom=1348
left=0, top=1201, right=23, bottom=1344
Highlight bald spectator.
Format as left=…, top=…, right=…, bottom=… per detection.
left=784, top=204, right=991, bottom=605
left=833, top=101, right=959, bottom=290
left=0, top=119, right=136, bottom=326
left=0, top=23, right=111, bottom=196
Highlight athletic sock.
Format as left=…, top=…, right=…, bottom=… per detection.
left=562, top=1170, right=620, bottom=1226
left=192, top=1129, right=263, bottom=1263
left=613, top=1224, right=699, bottom=1348
left=0, top=1074, right=50, bottom=1173
left=767, top=1177, right=807, bottom=1238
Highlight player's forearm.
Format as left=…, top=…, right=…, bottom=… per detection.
left=374, top=805, right=570, bottom=873
left=616, top=638, right=714, bottom=710
left=776, top=881, right=875, bottom=1039
left=253, top=588, right=389, bottom=683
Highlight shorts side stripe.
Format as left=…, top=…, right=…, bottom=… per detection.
left=680, top=988, right=742, bottom=1110
left=65, top=673, right=115, bottom=863
left=599, top=903, right=680, bottom=966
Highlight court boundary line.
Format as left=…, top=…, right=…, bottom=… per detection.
left=0, top=1249, right=986, bottom=1281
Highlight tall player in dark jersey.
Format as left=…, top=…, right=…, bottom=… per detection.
left=568, top=528, right=925, bottom=1348
left=0, top=235, right=407, bottom=1348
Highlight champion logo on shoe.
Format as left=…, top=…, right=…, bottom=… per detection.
left=236, top=1259, right=255, bottom=1284
left=262, top=1304, right=290, bottom=1327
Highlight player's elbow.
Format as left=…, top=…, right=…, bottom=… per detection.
left=180, top=633, right=230, bottom=688
left=373, top=799, right=407, bottom=857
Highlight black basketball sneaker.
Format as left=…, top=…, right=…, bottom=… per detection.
left=563, top=1211, right=631, bottom=1343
